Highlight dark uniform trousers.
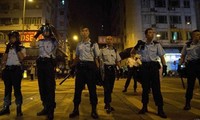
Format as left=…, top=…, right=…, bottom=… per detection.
left=185, top=59, right=200, bottom=101
left=74, top=61, right=98, bottom=106
left=2, top=65, right=23, bottom=106
left=103, top=65, right=116, bottom=105
left=124, top=66, right=138, bottom=90
left=36, top=57, right=56, bottom=112
left=140, top=62, right=163, bottom=107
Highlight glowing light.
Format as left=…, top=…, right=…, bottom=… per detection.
left=73, top=35, right=78, bottom=41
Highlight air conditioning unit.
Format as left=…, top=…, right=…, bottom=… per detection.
left=168, top=7, right=175, bottom=11
left=150, top=8, right=157, bottom=12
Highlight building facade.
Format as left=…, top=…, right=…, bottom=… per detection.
left=0, top=0, right=70, bottom=77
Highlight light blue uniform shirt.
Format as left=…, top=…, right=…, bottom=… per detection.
left=137, top=40, right=165, bottom=62
left=181, top=42, right=200, bottom=61
left=76, top=40, right=100, bottom=61
left=37, top=39, right=58, bottom=58
left=100, top=47, right=121, bottom=65
left=6, top=47, right=26, bottom=66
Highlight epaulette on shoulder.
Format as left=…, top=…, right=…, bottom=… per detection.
left=90, top=40, right=96, bottom=47
left=138, top=40, right=145, bottom=45
left=153, top=40, right=159, bottom=44
left=186, top=41, right=192, bottom=47
left=38, top=39, right=45, bottom=41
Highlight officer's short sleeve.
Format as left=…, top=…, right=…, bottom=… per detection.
left=116, top=52, right=121, bottom=62
left=181, top=45, right=187, bottom=56
left=99, top=49, right=103, bottom=59
left=157, top=44, right=165, bottom=57
left=196, top=44, right=200, bottom=58
left=94, top=43, right=100, bottom=57
left=21, top=47, right=26, bottom=57
left=75, top=43, right=80, bottom=56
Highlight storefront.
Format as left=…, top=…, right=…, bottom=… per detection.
left=164, top=48, right=182, bottom=76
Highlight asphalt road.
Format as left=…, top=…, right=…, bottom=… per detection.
left=0, top=77, right=199, bottom=120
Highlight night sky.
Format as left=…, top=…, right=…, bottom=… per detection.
left=68, top=0, right=112, bottom=41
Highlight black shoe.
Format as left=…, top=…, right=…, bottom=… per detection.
left=105, top=106, right=115, bottom=114
left=138, top=107, right=148, bottom=114
left=69, top=111, right=79, bottom=118
left=91, top=111, right=99, bottom=119
left=37, top=109, right=48, bottom=116
left=16, top=105, right=23, bottom=117
left=0, top=106, right=10, bottom=116
left=122, top=89, right=127, bottom=92
left=104, top=105, right=115, bottom=111
left=158, top=111, right=167, bottom=118
left=183, top=104, right=191, bottom=110
left=47, top=113, right=54, bottom=120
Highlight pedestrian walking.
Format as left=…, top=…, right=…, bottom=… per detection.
left=69, top=25, right=100, bottom=119
left=30, top=65, right=35, bottom=81
left=0, top=31, right=26, bottom=117
left=131, top=28, right=167, bottom=118
left=99, top=36, right=121, bottom=113
left=30, top=22, right=58, bottom=120
left=122, top=53, right=142, bottom=93
left=180, top=29, right=200, bottom=110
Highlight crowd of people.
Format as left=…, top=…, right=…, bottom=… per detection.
left=0, top=24, right=200, bottom=120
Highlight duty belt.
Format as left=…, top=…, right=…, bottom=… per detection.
left=37, top=57, right=52, bottom=61
left=104, top=64, right=116, bottom=70
left=5, top=65, right=21, bottom=70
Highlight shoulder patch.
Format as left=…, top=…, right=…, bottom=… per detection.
left=186, top=41, right=192, bottom=47
left=153, top=40, right=159, bottom=44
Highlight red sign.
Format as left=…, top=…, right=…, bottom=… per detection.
left=19, top=31, right=43, bottom=42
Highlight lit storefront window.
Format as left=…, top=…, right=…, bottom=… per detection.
left=165, top=53, right=181, bottom=71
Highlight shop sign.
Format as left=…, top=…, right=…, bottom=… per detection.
left=19, top=31, right=43, bottom=42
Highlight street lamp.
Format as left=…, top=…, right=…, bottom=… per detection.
left=22, top=0, right=34, bottom=35
left=72, top=35, right=79, bottom=41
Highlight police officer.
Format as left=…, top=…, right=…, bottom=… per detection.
left=31, top=23, right=58, bottom=120
left=122, top=53, right=142, bottom=93
left=0, top=31, right=26, bottom=117
left=69, top=25, right=100, bottom=119
left=99, top=36, right=121, bottom=114
left=180, top=29, right=200, bottom=110
left=131, top=28, right=167, bottom=118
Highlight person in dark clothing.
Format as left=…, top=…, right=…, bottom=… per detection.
left=0, top=31, right=26, bottom=117
left=30, top=23, right=58, bottom=120
left=131, top=28, right=167, bottom=118
left=69, top=26, right=100, bottom=119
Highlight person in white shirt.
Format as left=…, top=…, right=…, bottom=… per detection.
left=0, top=31, right=26, bottom=117
left=122, top=53, right=142, bottom=92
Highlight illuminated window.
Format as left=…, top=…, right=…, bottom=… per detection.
left=185, top=16, right=191, bottom=24
left=171, top=31, right=182, bottom=41
left=61, top=0, right=65, bottom=5
left=157, top=31, right=168, bottom=40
